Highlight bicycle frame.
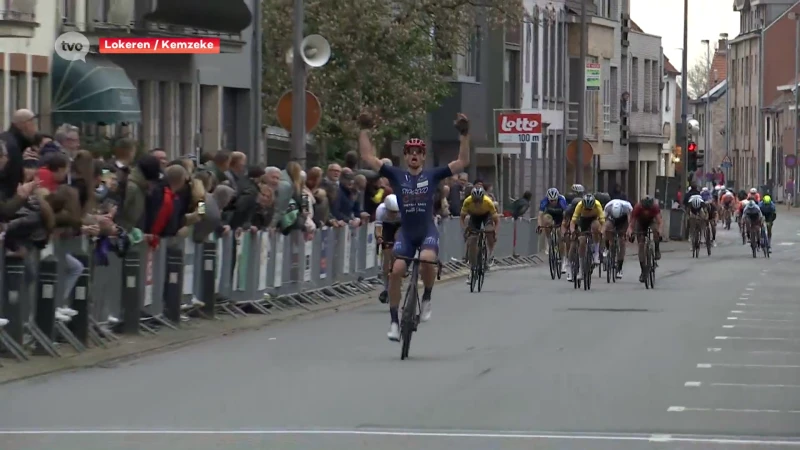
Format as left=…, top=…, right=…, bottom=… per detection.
left=395, top=254, right=442, bottom=360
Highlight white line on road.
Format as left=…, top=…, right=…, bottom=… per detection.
left=728, top=318, right=796, bottom=322
left=707, top=347, right=722, bottom=352
left=0, top=429, right=798, bottom=446
left=709, top=383, right=800, bottom=388
left=715, top=336, right=800, bottom=341
left=669, top=406, right=800, bottom=413
left=697, top=363, right=800, bottom=368
left=735, top=303, right=800, bottom=309
left=745, top=287, right=754, bottom=291
left=730, top=310, right=795, bottom=315
left=722, top=324, right=797, bottom=330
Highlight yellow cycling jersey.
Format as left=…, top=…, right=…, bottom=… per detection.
left=571, top=199, right=606, bottom=225
left=461, top=196, right=498, bottom=216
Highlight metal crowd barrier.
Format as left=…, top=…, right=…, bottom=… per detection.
left=0, top=218, right=542, bottom=364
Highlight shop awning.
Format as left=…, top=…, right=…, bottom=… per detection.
left=51, top=54, right=141, bottom=125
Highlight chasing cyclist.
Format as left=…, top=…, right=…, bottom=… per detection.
left=563, top=184, right=585, bottom=281
left=759, top=195, right=776, bottom=246
left=686, top=195, right=708, bottom=247
left=358, top=111, right=470, bottom=341
left=461, top=185, right=499, bottom=284
left=537, top=187, right=568, bottom=273
left=569, top=193, right=605, bottom=280
left=627, top=196, right=662, bottom=283
left=742, top=199, right=764, bottom=247
left=603, top=197, right=633, bottom=278
left=375, top=194, right=401, bottom=304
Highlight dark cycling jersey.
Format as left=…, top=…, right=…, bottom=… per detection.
left=379, top=164, right=453, bottom=258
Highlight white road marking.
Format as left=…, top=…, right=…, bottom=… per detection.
left=730, top=311, right=743, bottom=313
left=0, top=429, right=799, bottom=446
left=727, top=317, right=738, bottom=320
left=733, top=318, right=796, bottom=322
left=268, top=337, right=276, bottom=341
left=730, top=310, right=795, bottom=315
left=709, top=383, right=800, bottom=388
left=745, top=287, right=755, bottom=291
left=697, top=363, right=800, bottom=368
left=779, top=242, right=795, bottom=246
left=707, top=347, right=722, bottom=352
left=721, top=324, right=796, bottom=330
left=715, top=336, right=800, bottom=341
left=649, top=434, right=671, bottom=442
left=684, top=381, right=702, bottom=387
left=669, top=406, right=800, bottom=413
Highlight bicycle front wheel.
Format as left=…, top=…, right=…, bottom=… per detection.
left=400, top=264, right=419, bottom=360
left=477, top=237, right=487, bottom=292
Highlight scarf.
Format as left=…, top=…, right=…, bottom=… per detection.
left=149, top=186, right=175, bottom=248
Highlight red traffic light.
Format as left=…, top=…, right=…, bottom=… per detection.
left=688, top=141, right=697, bottom=152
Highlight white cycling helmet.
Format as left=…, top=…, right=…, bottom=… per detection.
left=690, top=196, right=703, bottom=209
left=571, top=184, right=585, bottom=194
left=383, top=194, right=399, bottom=212
left=610, top=202, right=623, bottom=218
left=750, top=188, right=758, bottom=194
left=546, top=188, right=559, bottom=200
left=702, top=187, right=709, bottom=192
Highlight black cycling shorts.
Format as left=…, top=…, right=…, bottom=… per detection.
left=381, top=222, right=401, bottom=246
left=468, top=213, right=492, bottom=231
left=608, top=215, right=628, bottom=232
left=544, top=208, right=565, bottom=225
left=576, top=216, right=596, bottom=233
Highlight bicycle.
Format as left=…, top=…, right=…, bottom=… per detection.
left=761, top=223, right=771, bottom=258
left=606, top=230, right=622, bottom=284
left=747, top=219, right=760, bottom=258
left=704, top=220, right=712, bottom=256
left=539, top=226, right=562, bottom=280
left=689, top=217, right=701, bottom=258
left=633, top=229, right=657, bottom=289
left=395, top=254, right=442, bottom=360
left=570, top=230, right=594, bottom=291
left=466, top=225, right=487, bottom=293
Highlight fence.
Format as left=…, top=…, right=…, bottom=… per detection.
left=0, top=217, right=542, bottom=363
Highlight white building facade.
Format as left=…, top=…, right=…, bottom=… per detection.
left=660, top=60, right=679, bottom=177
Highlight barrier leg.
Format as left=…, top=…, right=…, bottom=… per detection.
left=68, top=254, right=91, bottom=345
left=33, top=258, right=62, bottom=356
left=2, top=256, right=26, bottom=345
left=163, top=247, right=183, bottom=324
left=121, top=251, right=141, bottom=335
left=199, top=242, right=217, bottom=319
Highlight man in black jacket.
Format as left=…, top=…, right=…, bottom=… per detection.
left=0, top=109, right=38, bottom=199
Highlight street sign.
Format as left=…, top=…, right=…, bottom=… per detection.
left=786, top=154, right=797, bottom=168
left=585, top=62, right=601, bottom=91
left=497, top=112, right=542, bottom=144
left=721, top=155, right=732, bottom=168
left=276, top=90, right=322, bottom=133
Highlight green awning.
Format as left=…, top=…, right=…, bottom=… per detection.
left=51, top=54, right=141, bottom=125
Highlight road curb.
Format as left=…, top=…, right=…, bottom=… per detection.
left=0, top=257, right=544, bottom=385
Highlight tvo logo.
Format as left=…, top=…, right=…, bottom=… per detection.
left=54, top=32, right=90, bottom=62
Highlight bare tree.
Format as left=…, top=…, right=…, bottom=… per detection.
left=686, top=54, right=712, bottom=99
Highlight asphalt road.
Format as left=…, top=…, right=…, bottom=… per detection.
left=2, top=212, right=800, bottom=449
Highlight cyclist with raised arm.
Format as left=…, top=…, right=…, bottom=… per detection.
left=537, top=187, right=568, bottom=273
left=375, top=194, right=401, bottom=304
left=460, top=186, right=499, bottom=284
left=358, top=111, right=470, bottom=341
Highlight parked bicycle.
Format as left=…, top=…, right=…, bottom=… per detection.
left=395, top=254, right=442, bottom=360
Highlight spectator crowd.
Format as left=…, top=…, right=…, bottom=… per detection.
left=0, top=109, right=506, bottom=328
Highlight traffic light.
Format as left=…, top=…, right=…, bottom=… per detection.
left=688, top=141, right=698, bottom=172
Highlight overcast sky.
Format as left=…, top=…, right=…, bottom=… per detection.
left=629, top=0, right=740, bottom=71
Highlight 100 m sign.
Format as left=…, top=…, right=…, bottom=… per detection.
left=498, top=133, right=541, bottom=143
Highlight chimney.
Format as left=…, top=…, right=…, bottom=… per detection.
left=718, top=33, right=729, bottom=52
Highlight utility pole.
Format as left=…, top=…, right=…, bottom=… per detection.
left=575, top=0, right=587, bottom=184
left=290, top=0, right=307, bottom=167
left=790, top=12, right=800, bottom=205
left=251, top=0, right=263, bottom=164
left=702, top=39, right=711, bottom=183
left=724, top=33, right=730, bottom=186
left=680, top=0, right=689, bottom=191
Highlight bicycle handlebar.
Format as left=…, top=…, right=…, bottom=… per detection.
left=394, top=255, right=443, bottom=280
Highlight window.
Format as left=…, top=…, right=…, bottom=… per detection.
left=631, top=57, right=639, bottom=111
left=532, top=13, right=539, bottom=100
left=8, top=75, right=18, bottom=113
left=158, top=82, right=170, bottom=151
left=455, top=27, right=478, bottom=80
left=643, top=60, right=651, bottom=111
left=549, top=15, right=556, bottom=102
left=60, top=0, right=76, bottom=23
left=95, top=0, right=110, bottom=22
left=504, top=50, right=519, bottom=108
left=31, top=77, right=40, bottom=113
left=610, top=66, right=619, bottom=119
left=179, top=83, right=193, bottom=155
left=766, top=116, right=771, bottom=141
left=602, top=0, right=612, bottom=18
left=651, top=61, right=659, bottom=114
left=664, top=78, right=670, bottom=111
left=556, top=19, right=564, bottom=99
left=542, top=17, right=549, bottom=99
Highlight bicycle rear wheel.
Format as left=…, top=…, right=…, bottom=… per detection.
left=553, top=233, right=562, bottom=280
left=583, top=244, right=592, bottom=291
left=647, top=245, right=656, bottom=288
left=705, top=227, right=712, bottom=256
left=548, top=236, right=557, bottom=280
left=400, top=263, right=419, bottom=360
left=750, top=228, right=757, bottom=258
left=571, top=246, right=581, bottom=290
left=477, top=236, right=487, bottom=292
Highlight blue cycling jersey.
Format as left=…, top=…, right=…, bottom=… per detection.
left=539, top=195, right=568, bottom=211
left=379, top=164, right=452, bottom=238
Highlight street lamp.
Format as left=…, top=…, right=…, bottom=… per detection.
left=788, top=12, right=800, bottom=204
left=701, top=38, right=711, bottom=181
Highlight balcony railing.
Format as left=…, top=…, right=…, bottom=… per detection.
left=1, top=0, right=36, bottom=23
left=603, top=104, right=611, bottom=137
